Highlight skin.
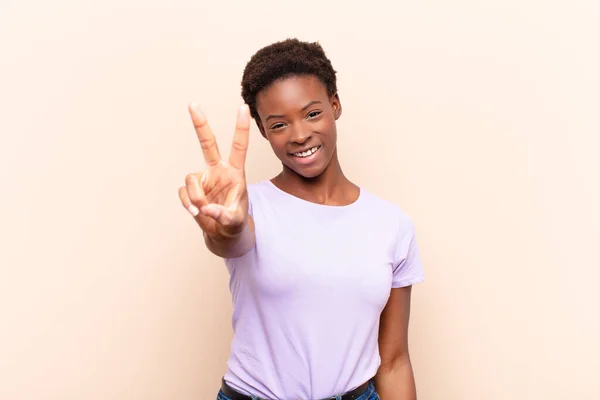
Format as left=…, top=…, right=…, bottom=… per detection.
left=376, top=286, right=418, bottom=400
left=254, top=75, right=359, bottom=205
left=178, top=75, right=417, bottom=399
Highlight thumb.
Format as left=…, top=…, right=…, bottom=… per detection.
left=200, top=203, right=235, bottom=226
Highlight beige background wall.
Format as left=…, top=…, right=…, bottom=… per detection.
left=1, top=1, right=599, bottom=399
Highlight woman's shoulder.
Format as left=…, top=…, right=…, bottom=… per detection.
left=245, top=180, right=278, bottom=215
left=358, top=187, right=416, bottom=233
left=246, top=179, right=274, bottom=201
left=359, top=186, right=413, bottom=217
left=247, top=179, right=271, bottom=192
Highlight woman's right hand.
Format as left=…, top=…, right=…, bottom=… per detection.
left=179, top=103, right=251, bottom=241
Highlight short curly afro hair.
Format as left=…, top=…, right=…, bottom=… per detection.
left=241, top=38, right=338, bottom=121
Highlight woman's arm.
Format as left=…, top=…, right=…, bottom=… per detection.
left=374, top=286, right=417, bottom=400
left=203, top=215, right=255, bottom=258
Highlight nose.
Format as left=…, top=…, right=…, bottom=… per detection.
left=289, top=122, right=312, bottom=145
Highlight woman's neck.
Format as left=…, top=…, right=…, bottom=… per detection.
left=272, top=151, right=359, bottom=206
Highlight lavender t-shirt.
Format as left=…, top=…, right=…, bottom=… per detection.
left=223, top=180, right=424, bottom=399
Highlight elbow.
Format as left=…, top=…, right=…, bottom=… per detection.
left=378, top=351, right=412, bottom=375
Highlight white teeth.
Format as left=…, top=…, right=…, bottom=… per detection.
left=294, top=146, right=319, bottom=157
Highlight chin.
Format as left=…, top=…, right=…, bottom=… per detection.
left=297, top=169, right=324, bottom=179
left=289, top=163, right=328, bottom=180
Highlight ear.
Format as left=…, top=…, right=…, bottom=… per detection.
left=331, top=93, right=342, bottom=120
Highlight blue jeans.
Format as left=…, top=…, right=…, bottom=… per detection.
left=217, top=380, right=379, bottom=400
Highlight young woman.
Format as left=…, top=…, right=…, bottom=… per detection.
left=179, top=39, right=424, bottom=400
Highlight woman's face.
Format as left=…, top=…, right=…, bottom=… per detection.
left=255, top=75, right=342, bottom=179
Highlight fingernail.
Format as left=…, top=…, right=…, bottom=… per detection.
left=188, top=205, right=199, bottom=217
left=190, top=103, right=203, bottom=117
left=239, top=104, right=249, bottom=117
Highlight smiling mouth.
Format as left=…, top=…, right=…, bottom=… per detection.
left=290, top=146, right=321, bottom=158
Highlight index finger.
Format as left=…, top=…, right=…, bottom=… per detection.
left=228, top=104, right=251, bottom=170
left=188, top=103, right=221, bottom=166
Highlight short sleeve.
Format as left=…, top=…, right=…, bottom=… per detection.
left=392, top=220, right=425, bottom=288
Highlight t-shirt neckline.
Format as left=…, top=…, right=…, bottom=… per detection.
left=264, top=180, right=364, bottom=209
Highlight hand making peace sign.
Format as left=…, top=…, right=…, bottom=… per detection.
left=179, top=103, right=251, bottom=239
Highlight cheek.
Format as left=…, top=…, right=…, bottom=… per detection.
left=318, top=119, right=337, bottom=143
left=267, top=137, right=288, bottom=157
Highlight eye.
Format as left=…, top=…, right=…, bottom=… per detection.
left=270, top=122, right=286, bottom=130
left=307, top=110, right=322, bottom=119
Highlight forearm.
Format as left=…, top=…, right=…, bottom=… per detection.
left=204, top=218, right=255, bottom=258
left=374, top=356, right=417, bottom=400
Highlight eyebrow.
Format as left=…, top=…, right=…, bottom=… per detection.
left=265, top=100, right=323, bottom=121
